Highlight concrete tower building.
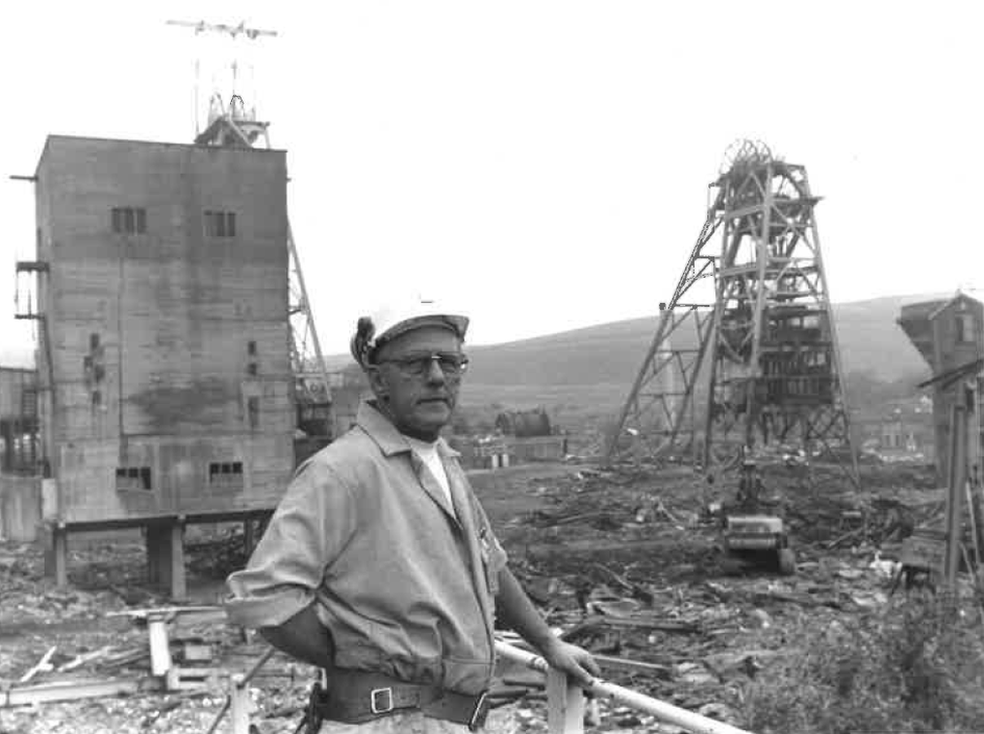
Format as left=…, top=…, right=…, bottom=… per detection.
left=18, top=134, right=294, bottom=594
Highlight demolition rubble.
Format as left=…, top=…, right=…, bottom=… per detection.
left=3, top=460, right=978, bottom=734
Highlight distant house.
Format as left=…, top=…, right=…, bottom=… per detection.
left=878, top=412, right=934, bottom=458
left=898, top=292, right=984, bottom=483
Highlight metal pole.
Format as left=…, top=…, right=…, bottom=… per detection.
left=204, top=647, right=275, bottom=734
left=240, top=646, right=276, bottom=686
left=495, top=641, right=754, bottom=734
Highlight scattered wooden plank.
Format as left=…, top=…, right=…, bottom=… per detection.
left=593, top=654, right=673, bottom=678
left=56, top=646, right=114, bottom=673
left=101, top=647, right=151, bottom=670
left=19, top=646, right=56, bottom=683
left=2, top=676, right=163, bottom=707
left=107, top=605, right=222, bottom=619
left=570, top=614, right=701, bottom=634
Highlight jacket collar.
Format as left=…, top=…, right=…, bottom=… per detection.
left=356, top=400, right=461, bottom=459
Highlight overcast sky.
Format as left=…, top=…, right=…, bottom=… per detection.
left=2, top=1, right=982, bottom=363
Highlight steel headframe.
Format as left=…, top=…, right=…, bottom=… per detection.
left=606, top=140, right=858, bottom=483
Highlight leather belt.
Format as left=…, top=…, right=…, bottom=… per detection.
left=313, top=669, right=490, bottom=731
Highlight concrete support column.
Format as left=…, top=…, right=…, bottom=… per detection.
left=146, top=525, right=164, bottom=587
left=146, top=521, right=187, bottom=600
left=42, top=523, right=68, bottom=587
left=168, top=521, right=186, bottom=600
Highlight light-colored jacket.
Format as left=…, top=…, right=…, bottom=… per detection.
left=225, top=401, right=508, bottom=695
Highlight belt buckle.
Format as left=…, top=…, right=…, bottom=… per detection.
left=370, top=687, right=394, bottom=714
left=468, top=692, right=489, bottom=731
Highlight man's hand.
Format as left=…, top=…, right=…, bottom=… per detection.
left=495, top=567, right=601, bottom=687
left=538, top=637, right=601, bottom=688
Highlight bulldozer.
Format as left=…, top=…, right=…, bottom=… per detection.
left=718, top=457, right=796, bottom=575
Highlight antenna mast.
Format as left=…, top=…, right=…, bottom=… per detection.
left=166, top=19, right=278, bottom=147
left=167, top=19, right=335, bottom=437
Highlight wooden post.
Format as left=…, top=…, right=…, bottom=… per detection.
left=944, top=404, right=968, bottom=589
left=147, top=613, right=172, bottom=677
left=243, top=518, right=255, bottom=557
left=546, top=668, right=585, bottom=734
left=229, top=674, right=251, bottom=734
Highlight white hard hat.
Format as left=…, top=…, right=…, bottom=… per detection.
left=351, top=297, right=468, bottom=367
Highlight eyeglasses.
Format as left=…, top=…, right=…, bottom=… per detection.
left=377, top=352, right=470, bottom=378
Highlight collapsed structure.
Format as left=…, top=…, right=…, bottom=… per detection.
left=608, top=141, right=856, bottom=475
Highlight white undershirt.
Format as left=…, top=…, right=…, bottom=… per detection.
left=404, top=436, right=454, bottom=512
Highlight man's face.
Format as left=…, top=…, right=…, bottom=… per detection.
left=369, top=325, right=466, bottom=441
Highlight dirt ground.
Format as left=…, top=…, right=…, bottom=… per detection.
left=0, top=459, right=963, bottom=733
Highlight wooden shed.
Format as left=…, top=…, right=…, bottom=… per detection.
left=898, top=292, right=984, bottom=484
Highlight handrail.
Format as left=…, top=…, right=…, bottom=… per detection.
left=495, top=640, right=754, bottom=734
left=207, top=642, right=754, bottom=734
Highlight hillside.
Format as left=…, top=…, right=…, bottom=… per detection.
left=463, top=293, right=935, bottom=389
left=0, top=294, right=940, bottom=398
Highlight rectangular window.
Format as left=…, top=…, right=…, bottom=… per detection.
left=116, top=466, right=151, bottom=491
left=204, top=210, right=237, bottom=238
left=956, top=313, right=976, bottom=344
left=208, top=461, right=244, bottom=489
left=247, top=340, right=257, bottom=356
left=209, top=462, right=244, bottom=477
left=111, top=207, right=146, bottom=234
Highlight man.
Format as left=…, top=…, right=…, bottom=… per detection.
left=226, top=300, right=599, bottom=732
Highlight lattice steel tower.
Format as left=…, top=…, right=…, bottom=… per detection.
left=607, top=141, right=857, bottom=476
